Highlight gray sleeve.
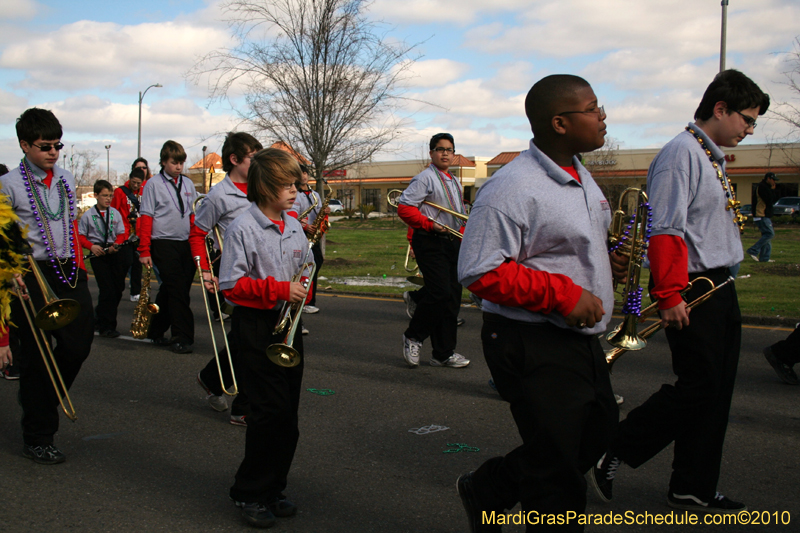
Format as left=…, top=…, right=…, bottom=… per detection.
left=194, top=195, right=219, bottom=233
left=647, top=163, right=691, bottom=239
left=78, top=213, right=91, bottom=237
left=458, top=205, right=523, bottom=287
left=139, top=180, right=156, bottom=217
left=218, top=226, right=248, bottom=291
left=398, top=173, right=433, bottom=207
left=112, top=209, right=126, bottom=239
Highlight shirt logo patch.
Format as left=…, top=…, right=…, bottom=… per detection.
left=293, top=249, right=302, bottom=259
left=600, top=200, right=610, bottom=211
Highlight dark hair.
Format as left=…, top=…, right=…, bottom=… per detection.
left=159, top=140, right=187, bottom=166
left=129, top=167, right=146, bottom=181
left=222, top=132, right=263, bottom=173
left=299, top=163, right=310, bottom=174
left=429, top=133, right=455, bottom=151
left=93, top=180, right=113, bottom=195
left=247, top=148, right=302, bottom=207
left=131, top=157, right=149, bottom=174
left=0, top=164, right=8, bottom=177
left=525, top=75, right=591, bottom=134
left=16, top=108, right=63, bottom=145
left=694, top=69, right=770, bottom=121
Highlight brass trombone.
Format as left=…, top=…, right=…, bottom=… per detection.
left=386, top=189, right=467, bottom=239
left=192, top=196, right=237, bottom=395
left=404, top=244, right=424, bottom=286
left=13, top=255, right=81, bottom=421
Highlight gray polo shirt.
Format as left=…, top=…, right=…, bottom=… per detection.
left=0, top=160, right=77, bottom=261
left=398, top=164, right=466, bottom=231
left=646, top=124, right=743, bottom=272
left=219, top=203, right=314, bottom=310
left=291, top=189, right=322, bottom=226
left=194, top=175, right=250, bottom=249
left=139, top=172, right=199, bottom=240
left=458, top=139, right=615, bottom=335
left=78, top=206, right=125, bottom=246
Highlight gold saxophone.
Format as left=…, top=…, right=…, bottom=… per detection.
left=130, top=265, right=159, bottom=339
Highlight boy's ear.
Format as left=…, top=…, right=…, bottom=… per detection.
left=712, top=101, right=728, bottom=120
left=230, top=154, right=239, bottom=167
left=551, top=115, right=568, bottom=136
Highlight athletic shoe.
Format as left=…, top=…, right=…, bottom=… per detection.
left=171, top=342, right=193, bottom=354
left=130, top=294, right=140, bottom=302
left=431, top=353, right=470, bottom=368
left=230, top=415, right=247, bottom=427
left=457, top=317, right=465, bottom=327
left=763, top=347, right=799, bottom=385
left=234, top=501, right=276, bottom=528
left=99, top=329, right=121, bottom=338
left=615, top=394, right=624, bottom=405
left=197, top=374, right=228, bottom=412
left=301, top=327, right=310, bottom=335
left=749, top=254, right=759, bottom=262
left=590, top=453, right=620, bottom=502
left=267, top=495, right=297, bottom=517
left=215, top=313, right=230, bottom=322
left=667, top=492, right=746, bottom=513
left=3, top=365, right=20, bottom=380
left=457, top=472, right=502, bottom=533
left=403, top=335, right=422, bottom=368
left=23, top=444, right=66, bottom=465
left=303, top=305, right=319, bottom=314
left=403, top=291, right=417, bottom=319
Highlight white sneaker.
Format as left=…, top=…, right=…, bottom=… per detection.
left=749, top=254, right=759, bottom=262
left=196, top=374, right=228, bottom=412
left=130, top=294, right=140, bottom=302
left=303, top=305, right=319, bottom=314
left=403, top=335, right=422, bottom=367
left=430, top=353, right=470, bottom=368
left=302, top=326, right=310, bottom=335
left=615, top=394, right=624, bottom=405
left=403, top=291, right=416, bottom=319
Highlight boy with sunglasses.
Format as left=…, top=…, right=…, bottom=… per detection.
left=396, top=132, right=469, bottom=369
left=0, top=107, right=95, bottom=464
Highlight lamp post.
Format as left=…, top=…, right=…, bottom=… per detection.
left=105, top=145, right=111, bottom=180
left=138, top=83, right=163, bottom=158
left=720, top=0, right=729, bottom=72
left=202, top=145, right=208, bottom=193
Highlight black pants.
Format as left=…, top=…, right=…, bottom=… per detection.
left=198, top=325, right=249, bottom=417
left=12, top=265, right=94, bottom=446
left=148, top=239, right=195, bottom=344
left=308, top=242, right=323, bottom=307
left=229, top=306, right=303, bottom=504
left=613, top=269, right=741, bottom=502
left=770, top=325, right=800, bottom=366
left=90, top=250, right=129, bottom=332
left=405, top=231, right=460, bottom=361
left=122, top=245, right=142, bottom=296
left=472, top=316, right=617, bottom=531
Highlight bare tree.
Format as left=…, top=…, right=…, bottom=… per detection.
left=771, top=37, right=800, bottom=142
left=189, top=0, right=418, bottom=194
left=71, top=149, right=100, bottom=188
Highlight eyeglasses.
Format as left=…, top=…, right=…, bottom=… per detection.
left=283, top=183, right=297, bottom=190
left=134, top=165, right=148, bottom=171
left=432, top=147, right=455, bottom=154
left=97, top=193, right=113, bottom=199
left=31, top=142, right=65, bottom=152
left=734, top=110, right=757, bottom=129
left=557, top=105, right=605, bottom=118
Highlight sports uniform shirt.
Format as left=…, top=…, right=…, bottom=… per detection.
left=194, top=174, right=251, bottom=249
left=219, top=203, right=313, bottom=310
left=78, top=206, right=125, bottom=246
left=647, top=124, right=743, bottom=273
left=398, top=164, right=466, bottom=232
left=458, top=139, right=615, bottom=335
left=139, top=172, right=198, bottom=240
left=290, top=189, right=322, bottom=226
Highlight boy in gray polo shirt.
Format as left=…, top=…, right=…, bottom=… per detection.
left=592, top=70, right=770, bottom=514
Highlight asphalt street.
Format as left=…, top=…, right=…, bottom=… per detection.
left=1, top=282, right=798, bottom=533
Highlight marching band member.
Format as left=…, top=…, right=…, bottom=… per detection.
left=397, top=132, right=469, bottom=368
left=456, top=75, right=623, bottom=531
left=78, top=179, right=127, bottom=338
left=111, top=163, right=146, bottom=301
left=219, top=148, right=312, bottom=528
left=0, top=108, right=94, bottom=464
left=190, top=132, right=262, bottom=423
left=591, top=70, right=769, bottom=514
left=138, top=140, right=199, bottom=354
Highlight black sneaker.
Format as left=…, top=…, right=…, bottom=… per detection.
left=763, top=347, right=799, bottom=385
left=99, top=329, right=121, bottom=338
left=3, top=365, right=20, bottom=380
left=171, top=342, right=193, bottom=354
left=590, top=453, right=620, bottom=502
left=23, top=444, right=66, bottom=465
left=456, top=472, right=502, bottom=533
left=668, top=492, right=747, bottom=513
left=234, top=501, right=276, bottom=528
left=457, top=317, right=466, bottom=327
left=150, top=337, right=171, bottom=347
left=267, top=495, right=297, bottom=517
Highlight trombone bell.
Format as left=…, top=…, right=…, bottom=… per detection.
left=36, top=298, right=81, bottom=331
left=266, top=344, right=301, bottom=368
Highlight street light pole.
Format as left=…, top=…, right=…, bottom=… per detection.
left=202, top=145, right=208, bottom=193
left=105, top=145, right=111, bottom=181
left=137, top=83, right=163, bottom=159
left=720, top=0, right=729, bottom=72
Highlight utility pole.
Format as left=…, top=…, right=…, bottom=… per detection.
left=105, top=145, right=111, bottom=180
left=202, top=146, right=208, bottom=193
left=720, top=0, right=729, bottom=72
left=138, top=83, right=162, bottom=158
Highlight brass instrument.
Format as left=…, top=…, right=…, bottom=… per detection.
left=386, top=189, right=467, bottom=239
left=296, top=189, right=319, bottom=221
left=606, top=277, right=733, bottom=372
left=13, top=255, right=82, bottom=421
left=606, top=188, right=652, bottom=351
left=403, top=244, right=423, bottom=286
left=192, top=196, right=237, bottom=395
left=130, top=265, right=159, bottom=339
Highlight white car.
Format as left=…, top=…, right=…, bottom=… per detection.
left=328, top=199, right=344, bottom=213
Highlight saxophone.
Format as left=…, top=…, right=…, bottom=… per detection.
left=306, top=180, right=332, bottom=244
left=130, top=265, right=159, bottom=339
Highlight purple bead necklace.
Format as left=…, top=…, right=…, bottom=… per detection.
left=19, top=159, right=78, bottom=287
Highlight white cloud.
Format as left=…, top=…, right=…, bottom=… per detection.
left=0, top=89, right=28, bottom=124
left=407, top=79, right=525, bottom=119
left=370, top=0, right=529, bottom=26
left=395, top=58, right=471, bottom=88
left=0, top=0, right=40, bottom=20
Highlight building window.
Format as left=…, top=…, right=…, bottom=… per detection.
left=361, top=188, right=381, bottom=211
left=336, top=188, right=355, bottom=209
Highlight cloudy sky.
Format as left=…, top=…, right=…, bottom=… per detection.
left=1, top=0, right=798, bottom=178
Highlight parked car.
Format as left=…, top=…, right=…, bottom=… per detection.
left=773, top=196, right=800, bottom=217
left=328, top=198, right=344, bottom=213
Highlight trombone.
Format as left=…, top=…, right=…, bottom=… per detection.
left=13, top=254, right=81, bottom=421
left=403, top=244, right=424, bottom=286
left=386, top=189, right=467, bottom=239
left=192, top=196, right=237, bottom=395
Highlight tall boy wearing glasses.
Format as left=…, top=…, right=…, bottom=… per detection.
left=591, top=70, right=770, bottom=514
left=0, top=107, right=94, bottom=464
left=138, top=140, right=199, bottom=354
left=397, top=133, right=469, bottom=368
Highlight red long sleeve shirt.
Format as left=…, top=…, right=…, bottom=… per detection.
left=648, top=234, right=689, bottom=309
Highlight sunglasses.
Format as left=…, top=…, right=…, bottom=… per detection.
left=31, top=142, right=65, bottom=152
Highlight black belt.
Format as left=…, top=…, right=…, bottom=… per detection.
left=414, top=228, right=458, bottom=241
